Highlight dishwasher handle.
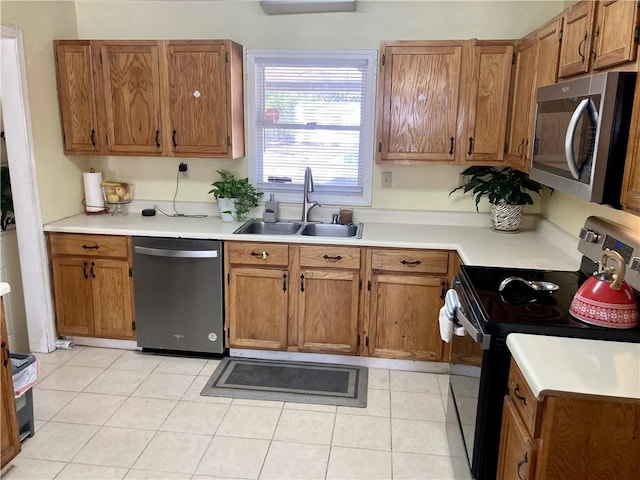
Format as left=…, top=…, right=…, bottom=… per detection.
left=134, top=245, right=219, bottom=259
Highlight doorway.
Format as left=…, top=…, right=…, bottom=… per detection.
left=1, top=25, right=56, bottom=353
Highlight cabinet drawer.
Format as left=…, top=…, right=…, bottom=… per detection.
left=507, top=360, right=538, bottom=436
left=299, top=246, right=360, bottom=269
left=49, top=233, right=129, bottom=258
left=228, top=242, right=289, bottom=266
left=371, top=249, right=448, bottom=274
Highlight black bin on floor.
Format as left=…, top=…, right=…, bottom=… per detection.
left=10, top=353, right=36, bottom=441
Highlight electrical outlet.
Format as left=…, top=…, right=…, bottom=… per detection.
left=382, top=171, right=392, bottom=188
left=178, top=162, right=189, bottom=179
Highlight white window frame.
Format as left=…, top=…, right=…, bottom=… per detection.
left=247, top=49, right=377, bottom=206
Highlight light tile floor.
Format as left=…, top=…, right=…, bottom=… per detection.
left=2, top=347, right=471, bottom=480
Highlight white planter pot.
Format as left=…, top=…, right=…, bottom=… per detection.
left=491, top=203, right=523, bottom=232
left=217, top=198, right=238, bottom=221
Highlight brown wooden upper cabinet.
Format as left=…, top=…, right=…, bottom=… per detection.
left=94, top=41, right=164, bottom=156
left=505, top=36, right=537, bottom=172
left=559, top=0, right=639, bottom=79
left=376, top=40, right=513, bottom=165
left=54, top=41, right=101, bottom=154
left=459, top=40, right=514, bottom=164
left=558, top=0, right=596, bottom=78
left=53, top=39, right=244, bottom=159
left=376, top=41, right=463, bottom=164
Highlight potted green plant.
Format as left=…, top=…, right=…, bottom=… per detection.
left=208, top=170, right=263, bottom=221
left=449, top=166, right=542, bottom=232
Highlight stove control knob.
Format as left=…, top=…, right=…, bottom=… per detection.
left=630, top=257, right=640, bottom=273
left=579, top=228, right=601, bottom=243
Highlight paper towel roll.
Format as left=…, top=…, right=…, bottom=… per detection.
left=83, top=170, right=105, bottom=212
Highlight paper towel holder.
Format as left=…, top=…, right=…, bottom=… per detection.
left=83, top=168, right=109, bottom=215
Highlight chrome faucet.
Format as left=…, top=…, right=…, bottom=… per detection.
left=302, top=166, right=320, bottom=222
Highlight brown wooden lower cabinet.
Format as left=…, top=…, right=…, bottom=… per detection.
left=366, top=248, right=449, bottom=361
left=48, top=233, right=135, bottom=340
left=1, top=297, right=21, bottom=468
left=225, top=242, right=451, bottom=360
left=498, top=359, right=640, bottom=480
left=227, top=266, right=289, bottom=350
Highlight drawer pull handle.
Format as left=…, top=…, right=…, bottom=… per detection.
left=82, top=244, right=100, bottom=250
left=401, top=260, right=422, bottom=266
left=250, top=251, right=269, bottom=260
left=83, top=261, right=89, bottom=279
left=282, top=273, right=287, bottom=292
left=322, top=254, right=342, bottom=261
left=90, top=129, right=96, bottom=147
left=514, top=384, right=528, bottom=405
left=90, top=261, right=96, bottom=279
left=449, top=136, right=455, bottom=155
left=300, top=274, right=305, bottom=292
left=517, top=451, right=529, bottom=480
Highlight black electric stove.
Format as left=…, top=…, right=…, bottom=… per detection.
left=446, top=216, right=640, bottom=480
left=459, top=260, right=640, bottom=343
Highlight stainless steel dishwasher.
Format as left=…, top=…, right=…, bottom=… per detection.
left=132, top=237, right=224, bottom=354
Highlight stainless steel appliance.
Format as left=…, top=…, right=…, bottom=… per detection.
left=529, top=72, right=636, bottom=206
left=132, top=237, right=224, bottom=354
left=445, top=217, right=640, bottom=480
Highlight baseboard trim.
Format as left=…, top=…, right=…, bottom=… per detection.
left=67, top=336, right=140, bottom=351
left=230, top=348, right=451, bottom=373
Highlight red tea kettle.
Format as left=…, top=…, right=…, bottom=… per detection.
left=569, top=249, right=639, bottom=329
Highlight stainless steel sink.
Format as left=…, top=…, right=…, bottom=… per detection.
left=300, top=223, right=360, bottom=238
left=233, top=218, right=363, bottom=238
left=233, top=220, right=303, bottom=235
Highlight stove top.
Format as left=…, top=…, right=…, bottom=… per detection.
left=458, top=264, right=640, bottom=342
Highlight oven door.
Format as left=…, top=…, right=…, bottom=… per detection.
left=445, top=279, right=488, bottom=479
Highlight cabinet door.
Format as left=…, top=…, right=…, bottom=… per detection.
left=535, top=17, right=563, bottom=89
left=461, top=42, right=513, bottom=164
left=558, top=0, right=596, bottom=78
left=51, top=257, right=94, bottom=336
left=165, top=41, right=230, bottom=157
left=298, top=269, right=360, bottom=354
left=506, top=38, right=537, bottom=172
left=91, top=259, right=134, bottom=339
left=54, top=41, right=101, bottom=154
left=378, top=42, right=463, bottom=163
left=497, top=397, right=537, bottom=480
left=368, top=274, right=446, bottom=361
left=1, top=300, right=21, bottom=469
left=95, top=41, right=163, bottom=155
left=228, top=267, right=288, bottom=350
left=592, top=0, right=640, bottom=70
left=621, top=78, right=640, bottom=215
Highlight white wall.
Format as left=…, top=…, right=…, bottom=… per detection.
left=1, top=1, right=86, bottom=224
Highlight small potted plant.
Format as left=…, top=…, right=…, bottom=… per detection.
left=208, top=170, right=263, bottom=221
left=449, top=166, right=542, bottom=232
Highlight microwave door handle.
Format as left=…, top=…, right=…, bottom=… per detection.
left=564, top=98, right=591, bottom=180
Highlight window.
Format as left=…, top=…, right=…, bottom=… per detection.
left=247, top=49, right=377, bottom=206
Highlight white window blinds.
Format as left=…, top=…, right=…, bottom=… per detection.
left=247, top=50, right=377, bottom=205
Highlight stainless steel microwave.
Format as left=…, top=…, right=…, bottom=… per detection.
left=530, top=72, right=636, bottom=207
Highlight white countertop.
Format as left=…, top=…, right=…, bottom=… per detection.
left=43, top=210, right=582, bottom=270
left=507, top=333, right=640, bottom=401
left=0, top=282, right=10, bottom=297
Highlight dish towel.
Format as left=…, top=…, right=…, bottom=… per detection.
left=439, top=289, right=466, bottom=342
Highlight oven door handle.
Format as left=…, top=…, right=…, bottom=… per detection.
left=564, top=98, right=597, bottom=180
left=455, top=307, right=492, bottom=350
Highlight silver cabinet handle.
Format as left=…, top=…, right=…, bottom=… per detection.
left=134, top=245, right=219, bottom=258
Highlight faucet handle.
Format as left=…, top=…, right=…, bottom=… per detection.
left=332, top=213, right=340, bottom=224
